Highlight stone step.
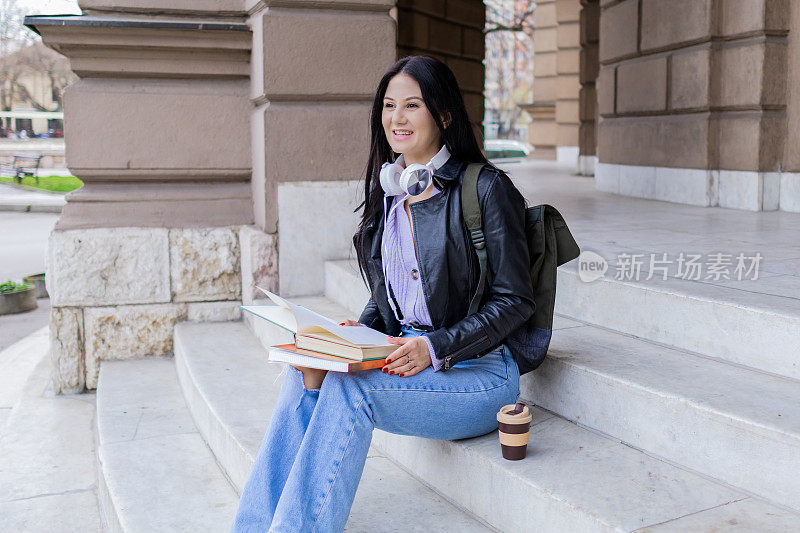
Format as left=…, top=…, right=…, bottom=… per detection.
left=95, top=358, right=239, bottom=532
left=321, top=259, right=800, bottom=513
left=175, top=319, right=800, bottom=531
left=325, top=256, right=800, bottom=382
left=324, top=259, right=370, bottom=318
left=0, top=330, right=101, bottom=532
left=173, top=321, right=496, bottom=532
left=523, top=316, right=800, bottom=512
left=555, top=257, right=800, bottom=381
left=0, top=326, right=49, bottom=431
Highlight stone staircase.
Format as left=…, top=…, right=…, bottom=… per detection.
left=91, top=248, right=800, bottom=531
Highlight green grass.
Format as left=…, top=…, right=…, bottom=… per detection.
left=0, top=175, right=83, bottom=193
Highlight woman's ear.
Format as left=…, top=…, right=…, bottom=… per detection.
left=441, top=111, right=452, bottom=129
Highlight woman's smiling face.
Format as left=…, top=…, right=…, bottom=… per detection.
left=382, top=73, right=447, bottom=166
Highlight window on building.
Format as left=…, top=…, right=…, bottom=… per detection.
left=15, top=118, right=33, bottom=135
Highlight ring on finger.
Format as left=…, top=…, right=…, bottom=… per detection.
left=395, top=359, right=415, bottom=374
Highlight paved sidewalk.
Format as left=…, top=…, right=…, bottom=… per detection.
left=0, top=182, right=65, bottom=213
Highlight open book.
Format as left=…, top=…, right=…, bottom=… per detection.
left=240, top=286, right=396, bottom=361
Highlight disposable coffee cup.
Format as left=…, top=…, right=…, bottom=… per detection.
left=497, top=402, right=532, bottom=460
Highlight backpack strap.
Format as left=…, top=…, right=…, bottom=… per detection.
left=462, top=162, right=488, bottom=315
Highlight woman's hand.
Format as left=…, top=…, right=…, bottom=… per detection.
left=382, top=336, right=431, bottom=377
left=340, top=319, right=363, bottom=327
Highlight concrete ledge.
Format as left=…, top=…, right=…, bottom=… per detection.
left=556, top=145, right=579, bottom=166
left=174, top=322, right=279, bottom=494
left=277, top=180, right=362, bottom=298
left=780, top=172, right=800, bottom=212
left=595, top=163, right=800, bottom=211
left=0, top=182, right=66, bottom=213
left=0, top=202, right=63, bottom=213
left=324, top=259, right=370, bottom=317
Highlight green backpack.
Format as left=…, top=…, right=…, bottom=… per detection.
left=461, top=162, right=581, bottom=375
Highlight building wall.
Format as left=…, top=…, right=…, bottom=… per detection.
left=594, top=0, right=797, bottom=211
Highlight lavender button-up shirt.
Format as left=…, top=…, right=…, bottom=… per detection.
left=381, top=184, right=444, bottom=371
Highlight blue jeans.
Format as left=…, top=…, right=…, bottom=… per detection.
left=231, top=324, right=520, bottom=532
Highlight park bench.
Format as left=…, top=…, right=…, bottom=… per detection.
left=0, top=154, right=43, bottom=184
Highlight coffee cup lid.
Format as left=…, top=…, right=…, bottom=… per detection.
left=497, top=402, right=532, bottom=424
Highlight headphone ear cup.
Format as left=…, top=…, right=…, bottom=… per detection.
left=380, top=161, right=405, bottom=196
left=400, top=163, right=433, bottom=196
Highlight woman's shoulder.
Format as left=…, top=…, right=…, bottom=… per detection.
left=469, top=163, right=523, bottom=209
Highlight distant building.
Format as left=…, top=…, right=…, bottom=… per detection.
left=0, top=41, right=72, bottom=136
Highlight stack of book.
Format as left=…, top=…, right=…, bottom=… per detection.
left=241, top=287, right=396, bottom=372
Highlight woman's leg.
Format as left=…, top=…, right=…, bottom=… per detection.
left=269, top=327, right=520, bottom=532
left=231, top=365, right=322, bottom=532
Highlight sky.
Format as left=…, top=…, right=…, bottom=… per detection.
left=19, top=0, right=81, bottom=16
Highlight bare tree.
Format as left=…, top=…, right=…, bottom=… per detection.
left=484, top=0, right=535, bottom=139
left=15, top=42, right=75, bottom=111
left=0, top=1, right=76, bottom=115
left=0, top=0, right=36, bottom=58
left=485, top=0, right=536, bottom=35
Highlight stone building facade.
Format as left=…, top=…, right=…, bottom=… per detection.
left=592, top=0, right=799, bottom=211
left=26, top=0, right=484, bottom=393
left=26, top=0, right=800, bottom=393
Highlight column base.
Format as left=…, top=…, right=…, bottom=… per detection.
left=595, top=163, right=797, bottom=212
left=578, top=155, right=597, bottom=176
left=556, top=146, right=579, bottom=167
left=45, top=223, right=277, bottom=393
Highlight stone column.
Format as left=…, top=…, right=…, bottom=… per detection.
left=578, top=0, right=599, bottom=175
left=26, top=4, right=256, bottom=393
left=248, top=0, right=395, bottom=300
left=555, top=0, right=581, bottom=165
left=521, top=102, right=556, bottom=159
left=596, top=0, right=795, bottom=212
left=780, top=0, right=800, bottom=212
left=396, top=0, right=486, bottom=140
left=529, top=0, right=558, bottom=159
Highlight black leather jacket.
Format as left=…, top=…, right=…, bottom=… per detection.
left=354, top=155, right=536, bottom=371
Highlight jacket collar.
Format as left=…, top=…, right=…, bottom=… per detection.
left=433, top=153, right=466, bottom=183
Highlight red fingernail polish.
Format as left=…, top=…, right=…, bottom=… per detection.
left=382, top=368, right=387, bottom=373
left=389, top=371, right=394, bottom=375
left=398, top=373, right=404, bottom=377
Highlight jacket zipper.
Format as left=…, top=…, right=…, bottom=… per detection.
left=408, top=200, right=432, bottom=312
left=443, top=333, right=488, bottom=370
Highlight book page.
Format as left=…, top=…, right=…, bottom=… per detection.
left=240, top=306, right=297, bottom=333
left=302, top=325, right=392, bottom=347
left=257, top=286, right=340, bottom=330
left=256, top=286, right=392, bottom=347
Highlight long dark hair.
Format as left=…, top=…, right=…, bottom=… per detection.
left=353, top=55, right=500, bottom=292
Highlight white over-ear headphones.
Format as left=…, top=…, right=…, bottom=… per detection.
left=379, top=144, right=451, bottom=196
